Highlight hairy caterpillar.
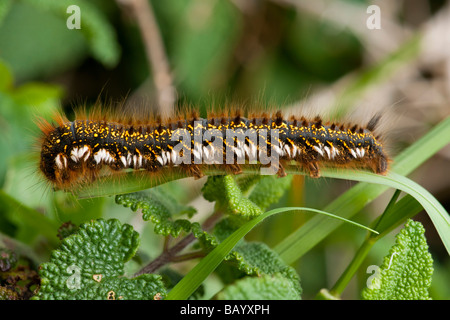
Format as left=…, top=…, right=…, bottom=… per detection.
left=38, top=108, right=389, bottom=190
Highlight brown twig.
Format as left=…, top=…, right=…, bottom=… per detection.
left=116, top=0, right=176, bottom=116
left=134, top=210, right=223, bottom=276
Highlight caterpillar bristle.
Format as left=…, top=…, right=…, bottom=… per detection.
left=367, top=113, right=382, bottom=132
left=314, top=116, right=322, bottom=128
left=275, top=111, right=283, bottom=126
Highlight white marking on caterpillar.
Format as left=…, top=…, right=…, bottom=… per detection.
left=313, top=145, right=324, bottom=157
left=350, top=149, right=357, bottom=158
left=323, top=146, right=331, bottom=159
left=332, top=147, right=339, bottom=158
left=243, top=144, right=250, bottom=158
left=203, top=145, right=211, bottom=161
left=292, top=145, right=298, bottom=158
left=284, top=144, right=291, bottom=158
left=156, top=155, right=164, bottom=166
left=359, top=148, right=365, bottom=157
left=233, top=146, right=244, bottom=158
left=272, top=144, right=283, bottom=156
left=193, top=149, right=202, bottom=163
left=70, top=147, right=79, bottom=162
left=171, top=149, right=178, bottom=164
left=55, top=154, right=64, bottom=169
left=165, top=151, right=171, bottom=164
left=120, top=155, right=127, bottom=167
left=249, top=142, right=258, bottom=159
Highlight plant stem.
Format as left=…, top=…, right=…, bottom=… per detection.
left=171, top=250, right=206, bottom=262
left=326, top=189, right=402, bottom=298
left=328, top=237, right=376, bottom=297
left=134, top=210, right=223, bottom=276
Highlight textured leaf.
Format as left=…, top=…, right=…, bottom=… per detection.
left=362, top=219, right=433, bottom=300
left=215, top=274, right=301, bottom=300
left=35, top=219, right=166, bottom=300
left=115, top=189, right=196, bottom=237
left=202, top=175, right=263, bottom=219
left=224, top=242, right=302, bottom=295
left=233, top=174, right=262, bottom=194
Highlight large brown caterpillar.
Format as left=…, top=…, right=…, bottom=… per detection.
left=38, top=109, right=389, bottom=190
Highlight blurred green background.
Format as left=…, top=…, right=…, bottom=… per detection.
left=0, top=0, right=449, bottom=299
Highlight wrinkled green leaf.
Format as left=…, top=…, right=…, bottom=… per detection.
left=115, top=189, right=196, bottom=237
left=362, top=220, right=433, bottom=300
left=202, top=175, right=262, bottom=219
left=225, top=242, right=301, bottom=294
left=35, top=219, right=166, bottom=300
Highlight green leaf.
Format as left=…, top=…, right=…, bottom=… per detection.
left=171, top=0, right=240, bottom=102
left=35, top=219, right=166, bottom=300
left=202, top=175, right=263, bottom=219
left=225, top=242, right=302, bottom=295
left=166, top=206, right=377, bottom=300
left=115, top=189, right=196, bottom=237
left=233, top=174, right=262, bottom=194
left=215, top=273, right=301, bottom=300
left=23, top=0, right=120, bottom=68
left=362, top=219, right=434, bottom=300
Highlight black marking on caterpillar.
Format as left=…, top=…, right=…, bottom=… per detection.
left=38, top=110, right=389, bottom=190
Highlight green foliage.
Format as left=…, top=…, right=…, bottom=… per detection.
left=202, top=175, right=263, bottom=219
left=223, top=242, right=302, bottom=296
left=35, top=219, right=166, bottom=300
left=115, top=188, right=197, bottom=237
left=202, top=175, right=292, bottom=219
left=362, top=220, right=434, bottom=300
left=0, top=0, right=120, bottom=81
left=23, top=0, right=121, bottom=68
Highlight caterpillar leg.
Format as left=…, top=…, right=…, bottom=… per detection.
left=276, top=162, right=287, bottom=178
left=225, top=164, right=243, bottom=175
left=182, top=164, right=204, bottom=179
left=306, top=161, right=321, bottom=178
left=373, top=155, right=388, bottom=175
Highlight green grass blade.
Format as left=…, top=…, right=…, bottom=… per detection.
left=275, top=116, right=450, bottom=263
left=165, top=207, right=377, bottom=300
left=372, top=194, right=423, bottom=238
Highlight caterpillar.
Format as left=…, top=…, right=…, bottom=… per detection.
left=38, top=109, right=389, bottom=190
